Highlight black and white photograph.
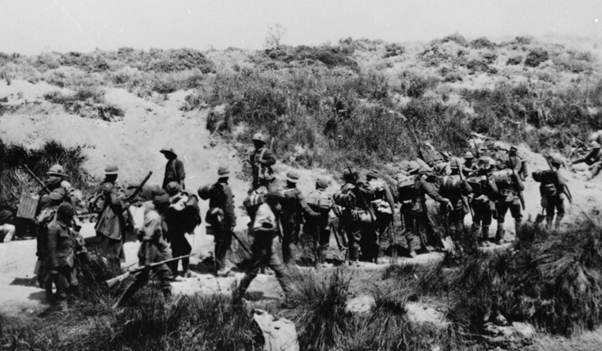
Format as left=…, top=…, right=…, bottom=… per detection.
left=0, top=0, right=601, bottom=350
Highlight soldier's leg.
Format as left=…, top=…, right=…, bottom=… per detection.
left=282, top=222, right=300, bottom=265
left=52, top=267, right=72, bottom=308
left=346, top=218, right=362, bottom=263
left=154, top=263, right=173, bottom=298
left=318, top=224, right=331, bottom=264
left=268, top=241, right=291, bottom=298
left=510, top=201, right=523, bottom=238
left=495, top=202, right=509, bottom=242
left=545, top=196, right=555, bottom=229
left=555, top=197, right=565, bottom=229
left=472, top=202, right=483, bottom=234
left=482, top=204, right=493, bottom=241
left=361, top=222, right=378, bottom=262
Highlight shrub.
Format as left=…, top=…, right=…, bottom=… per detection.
left=441, top=33, right=469, bottom=47
left=471, top=37, right=496, bottom=50
left=43, top=88, right=125, bottom=121
left=506, top=55, right=523, bottom=65
left=525, top=48, right=549, bottom=67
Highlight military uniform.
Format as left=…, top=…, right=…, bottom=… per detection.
left=492, top=169, right=524, bottom=242
left=572, top=143, right=602, bottom=180
left=95, top=180, right=128, bottom=263
left=236, top=198, right=290, bottom=301
left=304, top=177, right=333, bottom=266
left=438, top=161, right=473, bottom=240
left=117, top=194, right=173, bottom=306
left=366, top=170, right=396, bottom=257
left=467, top=161, right=498, bottom=242
left=165, top=182, right=200, bottom=277
left=334, top=171, right=375, bottom=263
left=413, top=169, right=452, bottom=248
left=533, top=160, right=568, bottom=228
left=161, top=148, right=186, bottom=190
left=281, top=171, right=319, bottom=264
left=206, top=167, right=236, bottom=275
left=250, top=133, right=276, bottom=189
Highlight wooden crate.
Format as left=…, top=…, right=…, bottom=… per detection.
left=16, top=192, right=39, bottom=220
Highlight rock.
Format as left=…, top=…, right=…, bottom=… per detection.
left=345, top=295, right=375, bottom=314
left=253, top=309, right=299, bottom=351
left=511, top=322, right=535, bottom=339
left=406, top=302, right=449, bottom=328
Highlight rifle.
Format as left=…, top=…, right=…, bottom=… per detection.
left=106, top=255, right=190, bottom=288
left=544, top=155, right=572, bottom=204
left=23, top=166, right=51, bottom=193
left=125, top=171, right=153, bottom=203
left=456, top=161, right=474, bottom=218
left=510, top=166, right=526, bottom=210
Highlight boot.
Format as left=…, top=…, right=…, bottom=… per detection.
left=481, top=226, right=490, bottom=245
left=495, top=224, right=505, bottom=245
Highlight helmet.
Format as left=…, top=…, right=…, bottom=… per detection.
left=47, top=164, right=66, bottom=177
left=463, top=152, right=474, bottom=159
left=366, top=169, right=379, bottom=179
left=105, top=165, right=119, bottom=175
left=217, top=165, right=230, bottom=177
left=165, top=181, right=180, bottom=196
left=316, top=177, right=329, bottom=189
left=252, top=133, right=266, bottom=143
left=160, top=147, right=177, bottom=158
left=286, top=170, right=300, bottom=183
left=449, top=158, right=462, bottom=170
left=406, top=161, right=421, bottom=175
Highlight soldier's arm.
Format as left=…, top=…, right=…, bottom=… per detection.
left=223, top=187, right=237, bottom=224
left=419, top=180, right=447, bottom=203
left=260, top=149, right=276, bottom=167
left=383, top=183, right=396, bottom=210
left=176, top=160, right=186, bottom=182
left=572, top=150, right=594, bottom=165
left=47, top=225, right=59, bottom=269
left=296, top=191, right=320, bottom=217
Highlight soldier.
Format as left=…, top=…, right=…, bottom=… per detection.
left=413, top=162, right=454, bottom=250
left=365, top=170, right=395, bottom=257
left=164, top=181, right=195, bottom=278
left=333, top=168, right=375, bottom=264
left=438, top=159, right=473, bottom=242
left=397, top=163, right=423, bottom=257
left=35, top=189, right=66, bottom=293
left=47, top=203, right=82, bottom=310
left=235, top=190, right=291, bottom=305
left=506, top=146, right=528, bottom=180
left=44, top=164, right=77, bottom=204
left=161, top=148, right=186, bottom=190
left=571, top=141, right=602, bottom=180
left=204, top=166, right=236, bottom=277
left=116, top=191, right=173, bottom=307
left=304, top=177, right=333, bottom=267
left=281, top=171, right=319, bottom=264
left=249, top=133, right=276, bottom=190
left=94, top=165, right=131, bottom=264
left=492, top=165, right=524, bottom=244
left=0, top=210, right=15, bottom=243
left=533, top=156, right=569, bottom=229
left=468, top=158, right=498, bottom=244
left=462, top=152, right=478, bottom=177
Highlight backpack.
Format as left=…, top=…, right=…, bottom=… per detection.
left=87, top=192, right=105, bottom=214
left=397, top=177, right=416, bottom=205
left=306, top=190, right=333, bottom=212
left=439, top=175, right=462, bottom=195
left=467, top=177, right=483, bottom=197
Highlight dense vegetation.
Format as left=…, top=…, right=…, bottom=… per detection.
left=1, top=34, right=600, bottom=172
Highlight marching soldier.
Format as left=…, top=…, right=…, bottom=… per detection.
left=35, top=189, right=66, bottom=294
left=506, top=146, right=528, bottom=180
left=365, top=170, right=395, bottom=257
left=438, top=159, right=473, bottom=241
left=116, top=191, right=173, bottom=307
left=235, top=190, right=291, bottom=305
left=467, top=158, right=498, bottom=244
left=249, top=133, right=276, bottom=190
left=492, top=163, right=524, bottom=243
left=161, top=148, right=186, bottom=190
left=164, top=181, right=197, bottom=278
left=533, top=156, right=569, bottom=229
left=304, top=177, right=333, bottom=267
left=204, top=166, right=236, bottom=277
left=333, top=168, right=375, bottom=264
left=571, top=141, right=602, bottom=180
left=281, top=170, right=319, bottom=264
left=44, top=164, right=77, bottom=204
left=94, top=165, right=132, bottom=264
left=47, top=203, right=86, bottom=310
left=462, top=152, right=478, bottom=177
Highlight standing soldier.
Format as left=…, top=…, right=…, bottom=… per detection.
left=304, top=177, right=334, bottom=268
left=95, top=165, right=131, bottom=264
left=438, top=159, right=473, bottom=242
left=467, top=158, right=498, bottom=244
left=161, top=148, right=186, bottom=190
left=35, top=189, right=66, bottom=295
left=506, top=146, right=528, bottom=180
left=462, top=152, right=478, bottom=177
left=249, top=133, right=276, bottom=190
left=47, top=203, right=83, bottom=310
left=365, top=170, right=395, bottom=257
left=492, top=165, right=524, bottom=244
left=571, top=141, right=602, bottom=180
left=397, top=163, right=423, bottom=257
left=235, top=190, right=291, bottom=305
left=116, top=191, right=173, bottom=307
left=164, top=181, right=195, bottom=278
left=333, top=168, right=375, bottom=264
left=203, top=166, right=236, bottom=277
left=281, top=170, right=320, bottom=264
left=533, top=156, right=570, bottom=229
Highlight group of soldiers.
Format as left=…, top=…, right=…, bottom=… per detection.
left=6, top=131, right=600, bottom=309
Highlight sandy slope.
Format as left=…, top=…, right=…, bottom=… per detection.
left=1, top=79, right=601, bottom=317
